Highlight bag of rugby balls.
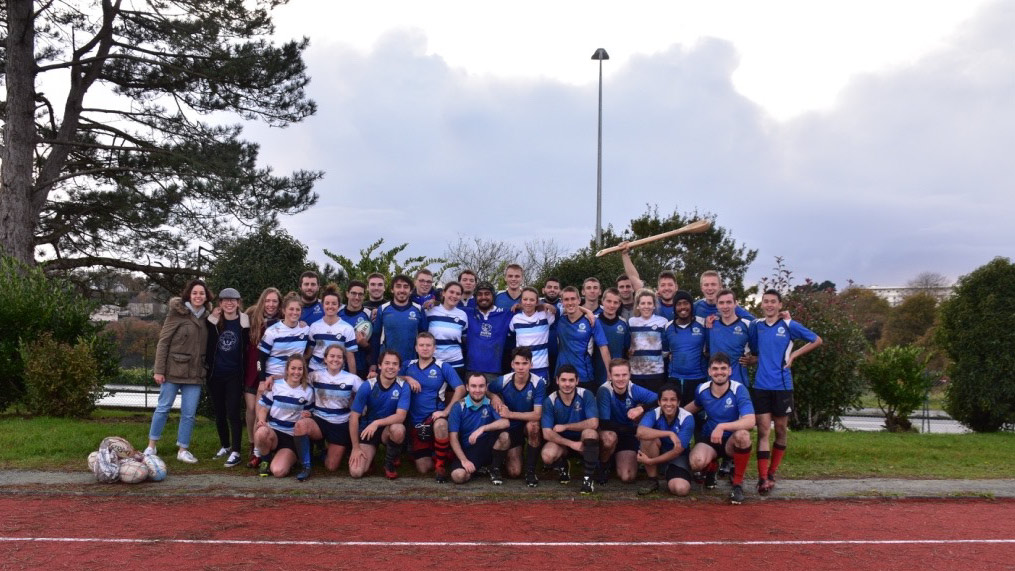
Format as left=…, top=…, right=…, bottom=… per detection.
left=92, top=442, right=121, bottom=483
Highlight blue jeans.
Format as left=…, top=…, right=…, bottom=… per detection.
left=148, top=382, right=202, bottom=448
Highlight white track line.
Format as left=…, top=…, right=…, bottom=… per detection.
left=1, top=538, right=1014, bottom=547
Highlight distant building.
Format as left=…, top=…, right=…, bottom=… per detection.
left=127, top=291, right=167, bottom=319
left=90, top=304, right=121, bottom=322
left=865, top=286, right=954, bottom=307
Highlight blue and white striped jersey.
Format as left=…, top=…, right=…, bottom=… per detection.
left=259, top=379, right=314, bottom=435
left=426, top=304, right=468, bottom=368
left=258, top=321, right=310, bottom=378
left=509, top=310, right=555, bottom=370
left=307, top=318, right=358, bottom=372
left=310, top=368, right=362, bottom=425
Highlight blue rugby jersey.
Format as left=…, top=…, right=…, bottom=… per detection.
left=593, top=315, right=631, bottom=385
left=426, top=304, right=468, bottom=368
left=693, top=299, right=754, bottom=322
left=655, top=299, right=675, bottom=321
left=351, top=377, right=410, bottom=425
left=639, top=407, right=695, bottom=456
left=378, top=301, right=427, bottom=364
left=488, top=373, right=546, bottom=429
left=693, top=380, right=754, bottom=438
left=494, top=290, right=522, bottom=311
left=706, top=316, right=754, bottom=383
left=555, top=313, right=608, bottom=382
left=664, top=320, right=708, bottom=380
left=464, top=307, right=513, bottom=374
left=310, top=369, right=362, bottom=424
left=400, top=358, right=463, bottom=424
left=259, top=379, right=314, bottom=435
left=596, top=382, right=658, bottom=431
left=540, top=387, right=598, bottom=429
left=307, top=318, right=358, bottom=372
left=258, top=321, right=310, bottom=378
left=300, top=301, right=324, bottom=325
left=448, top=397, right=502, bottom=452
left=338, top=307, right=373, bottom=376
left=748, top=318, right=819, bottom=391
left=509, top=311, right=554, bottom=371
left=628, top=314, right=669, bottom=380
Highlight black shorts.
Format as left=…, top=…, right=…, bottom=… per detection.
left=614, top=430, right=640, bottom=453
left=313, top=416, right=351, bottom=447
left=272, top=429, right=296, bottom=454
left=362, top=426, right=385, bottom=448
left=577, top=380, right=602, bottom=393
left=449, top=432, right=499, bottom=474
left=751, top=388, right=794, bottom=417
left=507, top=424, right=527, bottom=449
left=697, top=432, right=732, bottom=460
left=669, top=378, right=705, bottom=408
left=664, top=459, right=693, bottom=483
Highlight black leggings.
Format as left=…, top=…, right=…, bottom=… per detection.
left=208, top=372, right=244, bottom=452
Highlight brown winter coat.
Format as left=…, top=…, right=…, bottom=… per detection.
left=153, top=297, right=212, bottom=384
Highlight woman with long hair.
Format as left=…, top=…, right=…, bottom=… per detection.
left=243, top=287, right=282, bottom=468
left=205, top=288, right=249, bottom=467
left=254, top=355, right=314, bottom=479
left=145, top=279, right=212, bottom=464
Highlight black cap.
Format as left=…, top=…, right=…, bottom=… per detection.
left=475, top=281, right=495, bottom=294
left=674, top=290, right=693, bottom=304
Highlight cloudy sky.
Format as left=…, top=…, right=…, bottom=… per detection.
left=244, top=0, right=1012, bottom=289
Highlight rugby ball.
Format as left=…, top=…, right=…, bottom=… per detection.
left=100, top=436, right=135, bottom=459
left=354, top=320, right=372, bottom=338
left=87, top=451, right=99, bottom=472
left=119, top=458, right=149, bottom=484
left=143, top=454, right=168, bottom=482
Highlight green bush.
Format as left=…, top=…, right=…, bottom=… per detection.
left=861, top=346, right=933, bottom=432
left=19, top=333, right=105, bottom=417
left=0, top=256, right=118, bottom=411
left=783, top=289, right=870, bottom=430
left=937, top=257, right=1015, bottom=432
left=207, top=226, right=316, bottom=303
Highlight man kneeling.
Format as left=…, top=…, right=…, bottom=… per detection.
left=683, top=352, right=755, bottom=504
left=449, top=372, right=511, bottom=484
left=540, top=365, right=600, bottom=494
left=636, top=383, right=695, bottom=496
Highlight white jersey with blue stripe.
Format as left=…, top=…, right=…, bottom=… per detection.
left=311, top=369, right=363, bottom=424
left=259, top=379, right=314, bottom=435
left=426, top=304, right=468, bottom=367
left=628, top=314, right=669, bottom=378
left=307, top=317, right=358, bottom=371
left=509, top=310, right=555, bottom=369
left=258, top=321, right=310, bottom=377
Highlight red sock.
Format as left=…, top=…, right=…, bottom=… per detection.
left=434, top=437, right=451, bottom=472
left=732, top=446, right=751, bottom=486
left=756, top=450, right=771, bottom=480
left=707, top=460, right=717, bottom=474
left=769, top=443, right=786, bottom=478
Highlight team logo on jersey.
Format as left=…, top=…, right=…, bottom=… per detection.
left=777, top=326, right=786, bottom=336
left=392, top=389, right=400, bottom=398
left=574, top=401, right=582, bottom=412
left=734, top=326, right=743, bottom=334
left=409, top=311, right=418, bottom=320
left=625, top=398, right=633, bottom=408
left=428, top=369, right=437, bottom=378
left=218, top=330, right=238, bottom=351
left=692, top=327, right=702, bottom=336
left=526, top=390, right=533, bottom=401
left=578, top=323, right=587, bottom=332
left=617, top=325, right=625, bottom=333
left=481, top=323, right=493, bottom=338
left=298, top=397, right=308, bottom=405
left=725, top=397, right=733, bottom=406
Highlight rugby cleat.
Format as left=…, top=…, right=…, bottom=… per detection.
left=758, top=477, right=774, bottom=495
left=434, top=467, right=448, bottom=484
left=525, top=471, right=539, bottom=488
left=704, top=471, right=717, bottom=489
left=258, top=461, right=271, bottom=477
left=580, top=476, right=595, bottom=495
left=729, top=484, right=745, bottom=505
left=717, top=457, right=733, bottom=479
left=557, top=461, right=571, bottom=485
left=637, top=479, right=660, bottom=496
left=383, top=460, right=398, bottom=480
left=247, top=454, right=261, bottom=469
left=489, top=466, right=504, bottom=486
left=296, top=465, right=312, bottom=482
left=594, top=464, right=609, bottom=485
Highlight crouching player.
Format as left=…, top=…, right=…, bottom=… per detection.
left=488, top=347, right=546, bottom=487
left=254, top=355, right=315, bottom=479
left=448, top=373, right=511, bottom=484
left=683, top=352, right=755, bottom=504
left=636, top=383, right=695, bottom=496
left=596, top=358, right=658, bottom=484
left=402, top=332, right=465, bottom=482
left=348, top=350, right=410, bottom=479
left=541, top=365, right=600, bottom=494
left=293, top=345, right=362, bottom=481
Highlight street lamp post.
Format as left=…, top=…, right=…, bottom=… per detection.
left=591, top=48, right=609, bottom=250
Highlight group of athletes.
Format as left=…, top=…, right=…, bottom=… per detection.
left=250, top=245, right=822, bottom=504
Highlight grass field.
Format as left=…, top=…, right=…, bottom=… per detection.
left=1, top=409, right=1011, bottom=479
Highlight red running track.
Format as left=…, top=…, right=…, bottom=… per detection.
left=1, top=496, right=1013, bottom=569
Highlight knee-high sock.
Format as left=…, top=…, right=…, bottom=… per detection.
left=384, top=441, right=400, bottom=466
left=294, top=435, right=311, bottom=467
left=757, top=450, right=771, bottom=480
left=491, top=448, right=506, bottom=471
left=732, top=445, right=751, bottom=486
left=524, top=444, right=539, bottom=474
left=581, top=439, right=600, bottom=477
left=434, top=437, right=451, bottom=472
left=769, top=443, right=786, bottom=477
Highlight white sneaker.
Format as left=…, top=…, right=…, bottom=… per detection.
left=143, top=446, right=157, bottom=456
left=177, top=449, right=198, bottom=464
left=224, top=451, right=242, bottom=468
left=213, top=447, right=231, bottom=459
